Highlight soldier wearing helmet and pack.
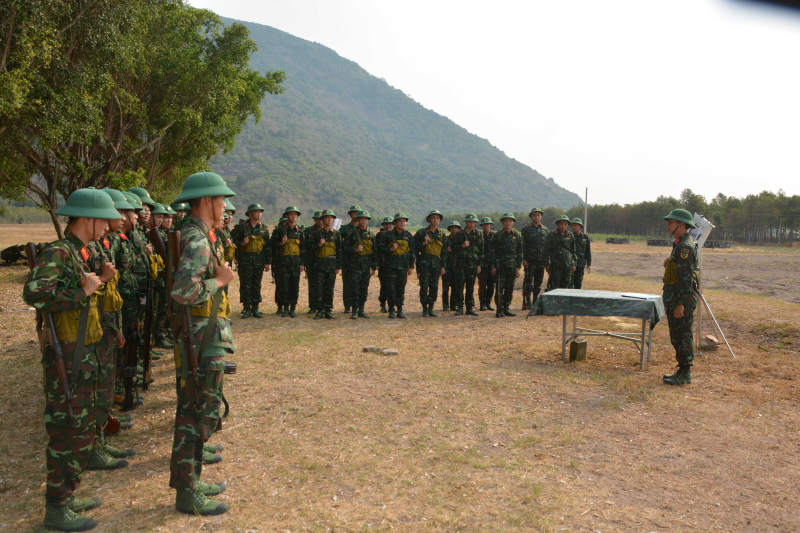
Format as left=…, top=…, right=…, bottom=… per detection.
left=521, top=207, right=549, bottom=310
left=376, top=216, right=394, bottom=313
left=270, top=206, right=306, bottom=318
left=441, top=220, right=461, bottom=311
left=303, top=211, right=323, bottom=314
left=492, top=213, right=523, bottom=318
left=543, top=215, right=577, bottom=290
left=378, top=212, right=415, bottom=319
left=414, top=210, right=448, bottom=317
left=479, top=217, right=496, bottom=311
left=230, top=203, right=271, bottom=318
left=310, top=209, right=343, bottom=319
left=344, top=210, right=377, bottom=319
left=569, top=218, right=592, bottom=289
left=339, top=204, right=362, bottom=314
left=451, top=213, right=483, bottom=316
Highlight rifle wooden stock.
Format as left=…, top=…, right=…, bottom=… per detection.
left=169, top=231, right=199, bottom=388
left=26, top=242, right=76, bottom=426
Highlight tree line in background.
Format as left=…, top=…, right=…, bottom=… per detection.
left=0, top=0, right=285, bottom=238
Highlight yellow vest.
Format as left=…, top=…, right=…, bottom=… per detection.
left=242, top=234, right=265, bottom=253
left=53, top=295, right=102, bottom=345
left=316, top=241, right=337, bottom=258
left=280, top=238, right=301, bottom=256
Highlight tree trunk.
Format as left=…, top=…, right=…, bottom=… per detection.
left=48, top=205, right=64, bottom=240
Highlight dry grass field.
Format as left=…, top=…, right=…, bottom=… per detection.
left=1, top=225, right=799, bottom=532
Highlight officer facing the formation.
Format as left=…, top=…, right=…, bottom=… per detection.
left=378, top=213, right=415, bottom=319
left=24, top=188, right=122, bottom=532
left=230, top=203, right=270, bottom=318
left=441, top=221, right=461, bottom=311
left=661, top=208, right=699, bottom=386
left=521, top=207, right=548, bottom=310
left=169, top=171, right=235, bottom=516
left=376, top=216, right=394, bottom=313
left=310, top=209, right=342, bottom=319
left=479, top=217, right=496, bottom=311
left=569, top=218, right=592, bottom=289
left=339, top=204, right=361, bottom=314
left=543, top=215, right=576, bottom=290
left=270, top=206, right=305, bottom=318
left=451, top=213, right=483, bottom=316
left=414, top=210, right=447, bottom=317
left=492, top=213, right=523, bottom=317
left=303, top=211, right=323, bottom=314
left=344, top=210, right=377, bottom=319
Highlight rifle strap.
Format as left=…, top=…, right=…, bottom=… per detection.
left=199, top=289, right=224, bottom=359
left=179, top=332, right=190, bottom=385
left=71, top=302, right=91, bottom=389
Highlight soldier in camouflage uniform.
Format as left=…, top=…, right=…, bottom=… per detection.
left=543, top=215, right=576, bottom=290
left=569, top=218, right=592, bottom=289
left=414, top=210, right=447, bottom=317
left=221, top=200, right=237, bottom=276
left=24, top=188, right=123, bottom=532
left=661, top=209, right=699, bottom=386
left=441, top=221, right=461, bottom=311
left=492, top=213, right=523, bottom=317
left=338, top=205, right=361, bottom=314
left=479, top=217, right=496, bottom=311
left=521, top=207, right=548, bottom=310
left=147, top=204, right=172, bottom=349
left=168, top=172, right=234, bottom=516
left=270, top=207, right=306, bottom=318
left=171, top=201, right=187, bottom=223
left=451, top=213, right=483, bottom=316
left=230, top=203, right=270, bottom=318
left=303, top=211, right=323, bottom=313
left=344, top=210, right=377, bottom=319
left=378, top=213, right=415, bottom=319
left=310, top=209, right=342, bottom=319
left=376, top=216, right=394, bottom=313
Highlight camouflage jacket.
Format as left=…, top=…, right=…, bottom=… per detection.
left=338, top=221, right=359, bottom=267
left=445, top=233, right=458, bottom=270
left=543, top=230, right=576, bottom=269
left=230, top=220, right=270, bottom=263
left=378, top=228, right=415, bottom=270
left=344, top=226, right=377, bottom=270
left=451, top=228, right=483, bottom=269
left=573, top=232, right=592, bottom=269
left=662, top=233, right=698, bottom=307
left=128, top=226, right=150, bottom=289
left=309, top=227, right=342, bottom=271
left=171, top=215, right=234, bottom=353
left=302, top=224, right=322, bottom=267
left=270, top=223, right=306, bottom=267
left=87, top=237, right=123, bottom=331
left=113, top=231, right=138, bottom=299
left=481, top=230, right=495, bottom=269
left=521, top=223, right=549, bottom=264
left=414, top=226, right=448, bottom=270
left=493, top=228, right=523, bottom=269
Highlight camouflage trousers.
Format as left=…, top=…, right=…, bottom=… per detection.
left=377, top=267, right=388, bottom=305
left=417, top=263, right=441, bottom=307
left=570, top=267, right=586, bottom=289
left=523, top=263, right=546, bottom=304
left=548, top=263, right=573, bottom=290
left=95, top=327, right=117, bottom=443
left=348, top=266, right=372, bottom=309
left=153, top=284, right=170, bottom=343
left=441, top=268, right=455, bottom=308
left=169, top=356, right=224, bottom=490
left=116, top=306, right=143, bottom=404
left=306, top=265, right=318, bottom=310
left=453, top=264, right=479, bottom=309
left=276, top=263, right=301, bottom=306
left=497, top=265, right=517, bottom=308
left=385, top=267, right=408, bottom=308
left=665, top=294, right=698, bottom=367
left=342, top=264, right=351, bottom=309
left=480, top=268, right=496, bottom=307
left=43, top=343, right=97, bottom=505
left=314, top=269, right=337, bottom=311
left=238, top=253, right=265, bottom=305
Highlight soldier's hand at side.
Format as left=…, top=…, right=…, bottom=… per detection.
left=587, top=266, right=591, bottom=274
left=319, top=238, right=325, bottom=247
left=476, top=266, right=481, bottom=274
left=572, top=266, right=576, bottom=273
left=423, top=235, right=430, bottom=246
left=100, top=262, right=117, bottom=283
left=371, top=269, right=376, bottom=277
left=440, top=267, right=445, bottom=276
left=390, top=242, right=398, bottom=252
left=281, top=235, right=287, bottom=245
left=408, top=268, right=414, bottom=276
left=673, top=304, right=685, bottom=319
left=243, top=236, right=250, bottom=246
left=116, top=330, right=125, bottom=348
left=225, top=238, right=232, bottom=247
left=145, top=244, right=153, bottom=255
left=462, top=240, right=469, bottom=248
left=515, top=268, right=520, bottom=279
left=299, top=265, right=305, bottom=273
left=264, top=264, right=270, bottom=273
left=214, top=261, right=235, bottom=287
left=522, top=260, right=529, bottom=269
left=81, top=272, right=102, bottom=296
left=491, top=267, right=497, bottom=276
left=356, top=245, right=363, bottom=252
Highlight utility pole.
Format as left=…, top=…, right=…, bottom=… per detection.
left=584, top=188, right=588, bottom=232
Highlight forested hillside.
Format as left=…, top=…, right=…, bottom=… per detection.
left=211, top=18, right=582, bottom=223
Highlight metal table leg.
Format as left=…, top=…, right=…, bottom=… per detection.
left=647, top=322, right=653, bottom=362
left=639, top=319, right=646, bottom=370
left=562, top=315, right=567, bottom=361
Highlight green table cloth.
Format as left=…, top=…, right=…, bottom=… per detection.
left=530, top=289, right=666, bottom=329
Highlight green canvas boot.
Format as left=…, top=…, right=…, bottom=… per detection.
left=66, top=495, right=102, bottom=513
left=396, top=305, right=406, bottom=319
left=351, top=309, right=359, bottom=320
left=486, top=302, right=495, bottom=311
left=663, top=367, right=681, bottom=380
left=664, top=367, right=692, bottom=386
left=380, top=303, right=388, bottom=314
left=281, top=305, right=289, bottom=318
left=150, top=352, right=162, bottom=360
left=454, top=307, right=464, bottom=316
left=274, top=305, right=283, bottom=315
left=428, top=306, right=438, bottom=317
left=314, top=310, right=324, bottom=319
left=442, top=302, right=449, bottom=311
left=422, top=307, right=429, bottom=317
left=202, top=452, right=223, bottom=465
left=203, top=443, right=223, bottom=454
left=43, top=502, right=97, bottom=531
left=307, top=307, right=316, bottom=314
left=466, top=307, right=478, bottom=316
left=480, top=303, right=486, bottom=311
left=503, top=307, right=517, bottom=317
left=289, top=305, right=297, bottom=318
left=194, top=476, right=227, bottom=496
left=101, top=441, right=135, bottom=458
left=240, top=304, right=251, bottom=319
left=324, top=308, right=336, bottom=319
left=174, top=481, right=229, bottom=516
left=86, top=448, right=128, bottom=471
left=388, top=306, right=396, bottom=319
left=344, top=306, right=351, bottom=314
left=358, top=308, right=370, bottom=319
left=450, top=304, right=457, bottom=311
left=252, top=305, right=264, bottom=318
left=496, top=307, right=505, bottom=318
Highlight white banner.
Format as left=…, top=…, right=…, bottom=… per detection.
left=689, top=213, right=714, bottom=247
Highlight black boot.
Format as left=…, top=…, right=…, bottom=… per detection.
left=281, top=305, right=289, bottom=318
left=289, top=305, right=297, bottom=318
left=388, top=306, right=395, bottom=319
left=496, top=307, right=505, bottom=318
left=252, top=304, right=263, bottom=318
left=324, top=308, right=336, bottom=319
left=428, top=306, right=438, bottom=317
left=503, top=306, right=517, bottom=317
left=314, top=310, right=324, bottom=320
left=396, top=305, right=406, bottom=319
left=455, top=307, right=463, bottom=316
left=351, top=309, right=358, bottom=320
left=380, top=303, right=388, bottom=314
left=422, top=307, right=429, bottom=317
left=358, top=308, right=370, bottom=319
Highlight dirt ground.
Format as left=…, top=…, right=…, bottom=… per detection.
left=1, top=227, right=800, bottom=532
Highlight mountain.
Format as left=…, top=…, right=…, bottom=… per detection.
left=213, top=17, right=584, bottom=223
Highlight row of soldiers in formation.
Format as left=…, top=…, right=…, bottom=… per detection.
left=229, top=204, right=592, bottom=320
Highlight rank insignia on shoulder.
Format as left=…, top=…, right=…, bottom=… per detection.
left=80, top=247, right=90, bottom=260
left=680, top=248, right=689, bottom=259
left=209, top=231, right=217, bottom=243
left=103, top=237, right=110, bottom=249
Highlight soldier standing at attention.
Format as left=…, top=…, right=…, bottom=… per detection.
left=451, top=214, right=483, bottom=316
left=171, top=201, right=187, bottom=222
left=492, top=213, right=523, bottom=317
left=270, top=207, right=305, bottom=318
left=376, top=216, right=394, bottom=313
left=148, top=204, right=171, bottom=350
left=441, top=221, right=461, bottom=311
left=24, top=188, right=122, bottom=532
left=543, top=215, right=576, bottom=289
left=521, top=207, right=548, bottom=310
left=344, top=210, right=377, bottom=319
left=310, top=210, right=342, bottom=319
left=230, top=203, right=270, bottom=318
left=378, top=213, right=415, bottom=319
left=414, top=210, right=447, bottom=317
left=339, top=205, right=361, bottom=314
left=569, top=218, right=592, bottom=289
left=303, top=211, right=323, bottom=314
left=479, top=217, right=496, bottom=311
left=661, top=209, right=699, bottom=386
left=221, top=201, right=236, bottom=274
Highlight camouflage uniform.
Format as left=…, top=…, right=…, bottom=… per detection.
left=378, top=226, right=416, bottom=314
left=521, top=220, right=549, bottom=308
left=151, top=226, right=171, bottom=346
left=480, top=225, right=496, bottom=310
left=451, top=228, right=483, bottom=312
left=303, top=220, right=322, bottom=312
left=571, top=231, right=592, bottom=289
left=441, top=231, right=458, bottom=310
left=309, top=226, right=342, bottom=314
left=375, top=225, right=391, bottom=309
left=493, top=226, right=523, bottom=312
left=230, top=219, right=270, bottom=312
left=114, top=227, right=141, bottom=407
left=414, top=225, right=447, bottom=313
left=663, top=232, right=698, bottom=368
left=338, top=210, right=360, bottom=312
left=344, top=223, right=377, bottom=313
left=543, top=229, right=576, bottom=290
left=270, top=220, right=306, bottom=313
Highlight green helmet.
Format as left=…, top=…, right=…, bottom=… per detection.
left=246, top=203, right=265, bottom=214
left=56, top=188, right=122, bottom=220
left=164, top=204, right=177, bottom=216
left=426, top=209, right=443, bottom=223
left=355, top=210, right=371, bottom=219
left=122, top=191, right=144, bottom=212
left=447, top=220, right=462, bottom=230
left=500, top=212, right=516, bottom=222
left=393, top=212, right=409, bottom=222
left=224, top=198, right=236, bottom=214
left=319, top=209, right=337, bottom=218
left=463, top=213, right=478, bottom=223
left=173, top=171, right=235, bottom=203
left=479, top=217, right=493, bottom=225
left=571, top=217, right=584, bottom=226
left=529, top=207, right=544, bottom=215
left=312, top=210, right=322, bottom=219
left=283, top=205, right=301, bottom=216
left=348, top=205, right=361, bottom=214
left=150, top=203, right=169, bottom=216
left=223, top=212, right=230, bottom=220
left=127, top=186, right=157, bottom=208
left=170, top=201, right=188, bottom=212
left=663, top=208, right=695, bottom=228
left=101, top=188, right=136, bottom=211
left=381, top=216, right=394, bottom=225
left=555, top=214, right=570, bottom=224
left=279, top=216, right=287, bottom=223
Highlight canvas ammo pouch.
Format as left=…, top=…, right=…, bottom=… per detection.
left=242, top=234, right=265, bottom=253
left=391, top=239, right=410, bottom=256
left=316, top=241, right=337, bottom=258
left=280, top=238, right=301, bottom=256
left=663, top=258, right=678, bottom=285
left=424, top=239, right=443, bottom=257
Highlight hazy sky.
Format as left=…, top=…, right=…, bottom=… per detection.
left=188, top=0, right=800, bottom=205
